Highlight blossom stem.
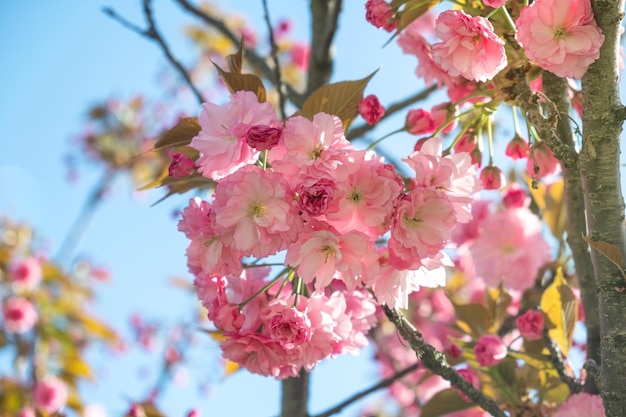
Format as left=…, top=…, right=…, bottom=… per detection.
left=238, top=267, right=291, bottom=308
left=512, top=107, right=522, bottom=136
left=486, top=116, right=495, bottom=165
left=499, top=6, right=517, bottom=33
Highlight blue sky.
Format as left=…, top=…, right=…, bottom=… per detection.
left=0, top=1, right=424, bottom=416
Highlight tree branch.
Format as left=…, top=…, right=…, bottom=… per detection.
left=261, top=0, right=286, bottom=120
left=383, top=306, right=507, bottom=417
left=508, top=67, right=578, bottom=169
left=173, top=0, right=305, bottom=107
left=311, top=363, right=420, bottom=417
left=544, top=332, right=584, bottom=394
left=103, top=3, right=205, bottom=105
left=307, top=0, right=343, bottom=97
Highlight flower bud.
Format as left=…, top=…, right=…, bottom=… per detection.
left=245, top=125, right=282, bottom=151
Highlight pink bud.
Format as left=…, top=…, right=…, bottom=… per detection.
left=245, top=125, right=282, bottom=151
left=358, top=95, right=385, bottom=125
left=431, top=103, right=457, bottom=134
left=168, top=153, right=196, bottom=178
left=34, top=377, right=68, bottom=414
left=365, top=0, right=397, bottom=32
left=454, top=131, right=477, bottom=153
left=297, top=180, right=335, bottom=216
left=406, top=108, right=435, bottom=135
left=516, top=310, right=544, bottom=340
left=479, top=166, right=504, bottom=190
left=505, top=135, right=530, bottom=160
left=474, top=335, right=507, bottom=367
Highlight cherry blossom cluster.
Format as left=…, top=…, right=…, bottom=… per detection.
left=177, top=90, right=479, bottom=377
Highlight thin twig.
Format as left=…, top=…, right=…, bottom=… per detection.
left=261, top=0, right=286, bottom=120
left=103, top=3, right=204, bottom=105
left=346, top=84, right=438, bottom=141
left=383, top=306, right=507, bottom=417
left=173, top=0, right=304, bottom=107
left=142, top=0, right=204, bottom=105
left=311, top=362, right=420, bottom=417
left=544, top=332, right=584, bottom=394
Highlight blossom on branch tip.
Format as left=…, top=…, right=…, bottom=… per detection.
left=515, top=0, right=604, bottom=79
left=505, top=135, right=530, bottom=160
left=432, top=10, right=507, bottom=82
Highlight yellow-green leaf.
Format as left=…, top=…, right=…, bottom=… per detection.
left=212, top=61, right=267, bottom=102
left=154, top=117, right=200, bottom=150
left=74, top=313, right=119, bottom=343
left=508, top=351, right=553, bottom=371
left=420, top=388, right=475, bottom=417
left=61, top=356, right=93, bottom=380
left=540, top=267, right=577, bottom=354
left=582, top=235, right=626, bottom=278
left=200, top=328, right=228, bottom=342
left=297, top=70, right=378, bottom=130
left=526, top=176, right=565, bottom=239
left=392, top=0, right=439, bottom=32
left=544, top=382, right=570, bottom=403
left=452, top=302, right=493, bottom=338
left=224, top=359, right=240, bottom=377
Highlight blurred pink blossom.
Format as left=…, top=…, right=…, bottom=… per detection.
left=554, top=393, right=606, bottom=417
left=516, top=310, right=545, bottom=340
left=474, top=334, right=507, bottom=366
left=365, top=0, right=396, bottom=32
left=34, top=376, right=68, bottom=414
left=9, top=257, right=42, bottom=290
left=2, top=297, right=38, bottom=333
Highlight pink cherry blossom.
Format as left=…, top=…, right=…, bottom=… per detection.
left=469, top=207, right=552, bottom=290
left=221, top=333, right=298, bottom=378
left=554, top=393, right=606, bottom=417
left=432, top=10, right=507, bottom=82
left=263, top=299, right=312, bottom=350
left=324, top=151, right=403, bottom=239
left=285, top=228, right=375, bottom=289
left=528, top=141, right=560, bottom=179
left=168, top=153, right=196, bottom=178
left=406, top=108, right=435, bottom=135
left=178, top=198, right=243, bottom=277
left=398, top=20, right=453, bottom=87
left=389, top=189, right=457, bottom=268
left=9, top=257, right=42, bottom=290
left=213, top=165, right=303, bottom=258
left=191, top=91, right=279, bottom=180
left=34, top=376, right=68, bottom=413
left=505, top=135, right=530, bottom=160
left=516, top=309, right=545, bottom=340
left=479, top=166, right=505, bottom=190
left=290, top=43, right=310, bottom=71
left=474, top=334, right=507, bottom=366
left=269, top=113, right=352, bottom=189
left=2, top=297, right=38, bottom=333
left=358, top=94, right=385, bottom=124
left=515, top=0, right=604, bottom=79
left=365, top=0, right=396, bottom=32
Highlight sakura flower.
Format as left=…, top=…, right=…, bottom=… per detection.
left=191, top=91, right=279, bottom=180
left=554, top=393, right=606, bottom=417
left=269, top=113, right=352, bottom=189
left=479, top=165, right=505, bottom=190
left=358, top=94, right=385, bottom=125
left=324, top=151, right=404, bottom=239
left=2, top=297, right=38, bottom=333
left=516, top=309, right=545, bottom=340
left=168, top=153, right=196, bottom=178
left=285, top=227, right=376, bottom=289
left=263, top=299, right=312, bottom=350
left=406, top=108, right=435, bottom=135
left=515, top=0, right=604, bottom=79
left=9, top=257, right=42, bottom=291
left=389, top=189, right=457, bottom=268
left=432, top=10, right=507, bottom=82
left=474, top=334, right=507, bottom=366
left=213, top=165, right=303, bottom=258
left=34, top=376, right=68, bottom=413
left=221, top=333, right=298, bottom=378
left=469, top=207, right=552, bottom=290
left=365, top=0, right=396, bottom=32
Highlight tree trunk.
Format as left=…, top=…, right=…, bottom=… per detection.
left=581, top=0, right=626, bottom=414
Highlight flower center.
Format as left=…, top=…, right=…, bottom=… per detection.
left=320, top=244, right=337, bottom=263
left=251, top=203, right=266, bottom=217
left=309, top=145, right=323, bottom=160
left=403, top=213, right=423, bottom=227
left=349, top=189, right=362, bottom=203
left=553, top=26, right=568, bottom=39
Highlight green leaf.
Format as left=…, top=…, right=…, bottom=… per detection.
left=540, top=267, right=577, bottom=354
left=212, top=60, right=267, bottom=102
left=297, top=70, right=378, bottom=130
left=154, top=117, right=201, bottom=150
left=420, top=389, right=475, bottom=417
left=508, top=351, right=554, bottom=371
left=452, top=302, right=492, bottom=339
